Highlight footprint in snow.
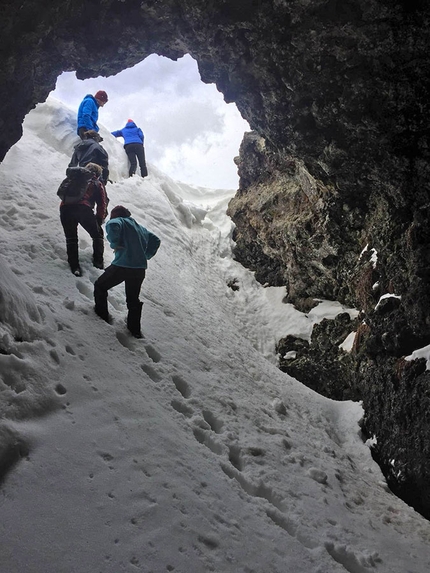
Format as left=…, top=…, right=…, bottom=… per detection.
left=140, top=363, right=162, bottom=382
left=145, top=344, right=161, bottom=363
left=76, top=280, right=93, bottom=299
left=55, top=383, right=67, bottom=395
left=49, top=349, right=60, bottom=364
left=202, top=409, right=224, bottom=434
left=116, top=330, right=136, bottom=350
left=171, top=399, right=194, bottom=418
left=172, top=374, right=191, bottom=398
left=193, top=427, right=225, bottom=455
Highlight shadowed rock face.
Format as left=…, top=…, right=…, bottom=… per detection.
left=1, top=0, right=430, bottom=517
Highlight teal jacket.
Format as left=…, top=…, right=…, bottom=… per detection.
left=106, top=216, right=160, bottom=268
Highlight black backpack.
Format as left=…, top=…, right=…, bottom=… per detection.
left=57, top=166, right=93, bottom=204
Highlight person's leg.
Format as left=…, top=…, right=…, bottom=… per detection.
left=78, top=127, right=87, bottom=139
left=93, top=265, right=125, bottom=322
left=124, top=144, right=137, bottom=177
left=136, top=145, right=148, bottom=177
left=78, top=205, right=104, bottom=269
left=91, top=238, right=104, bottom=269
left=124, top=268, right=146, bottom=337
left=60, top=206, right=81, bottom=275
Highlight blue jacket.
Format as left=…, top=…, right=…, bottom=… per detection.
left=77, top=95, right=100, bottom=134
left=111, top=121, right=144, bottom=146
left=106, top=216, right=160, bottom=268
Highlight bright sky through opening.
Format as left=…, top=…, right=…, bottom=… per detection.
left=51, top=54, right=250, bottom=190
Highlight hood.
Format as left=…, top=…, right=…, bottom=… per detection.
left=74, top=139, right=98, bottom=150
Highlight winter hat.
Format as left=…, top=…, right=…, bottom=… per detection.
left=110, top=205, right=131, bottom=219
left=85, top=162, right=103, bottom=176
left=84, top=129, right=103, bottom=142
left=94, top=90, right=108, bottom=103
left=127, top=119, right=134, bottom=123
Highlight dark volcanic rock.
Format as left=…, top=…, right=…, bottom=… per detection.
left=1, top=0, right=430, bottom=518
left=276, top=313, right=361, bottom=401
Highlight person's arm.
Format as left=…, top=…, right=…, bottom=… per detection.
left=137, top=128, right=144, bottom=144
left=101, top=167, right=109, bottom=185
left=106, top=220, right=123, bottom=250
left=68, top=150, right=78, bottom=168
left=95, top=181, right=109, bottom=223
left=145, top=231, right=160, bottom=260
left=111, top=130, right=123, bottom=138
left=94, top=146, right=109, bottom=183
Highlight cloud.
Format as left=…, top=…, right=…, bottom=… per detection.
left=51, top=54, right=249, bottom=189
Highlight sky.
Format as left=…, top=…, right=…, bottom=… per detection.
left=0, top=96, right=429, bottom=573
left=51, top=54, right=250, bottom=190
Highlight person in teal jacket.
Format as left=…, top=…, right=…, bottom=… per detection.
left=93, top=205, right=160, bottom=337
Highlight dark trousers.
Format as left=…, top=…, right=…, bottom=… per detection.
left=124, top=143, right=148, bottom=177
left=60, top=204, right=104, bottom=269
left=94, top=265, right=146, bottom=334
left=60, top=204, right=103, bottom=241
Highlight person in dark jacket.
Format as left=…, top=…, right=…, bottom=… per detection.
left=77, top=91, right=108, bottom=139
left=60, top=163, right=109, bottom=276
left=94, top=205, right=160, bottom=338
left=111, top=119, right=148, bottom=178
left=69, top=130, right=109, bottom=184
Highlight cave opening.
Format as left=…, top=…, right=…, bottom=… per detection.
left=50, top=53, right=249, bottom=190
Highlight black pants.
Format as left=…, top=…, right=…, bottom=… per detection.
left=60, top=204, right=103, bottom=241
left=60, top=204, right=104, bottom=269
left=94, top=265, right=146, bottom=314
left=124, top=143, right=148, bottom=177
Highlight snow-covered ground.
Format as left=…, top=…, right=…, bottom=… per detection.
left=0, top=97, right=429, bottom=573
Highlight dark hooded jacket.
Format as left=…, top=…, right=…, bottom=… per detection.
left=69, top=139, right=109, bottom=184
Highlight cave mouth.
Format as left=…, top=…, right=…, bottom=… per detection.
left=50, top=53, right=249, bottom=190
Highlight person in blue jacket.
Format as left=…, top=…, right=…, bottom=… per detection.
left=93, top=205, right=160, bottom=338
left=77, top=91, right=108, bottom=139
left=111, top=119, right=148, bottom=178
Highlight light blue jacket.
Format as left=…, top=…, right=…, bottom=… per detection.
left=111, top=121, right=144, bottom=146
left=77, top=95, right=100, bottom=134
left=106, top=216, right=160, bottom=268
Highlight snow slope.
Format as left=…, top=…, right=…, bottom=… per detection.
left=0, top=97, right=429, bottom=573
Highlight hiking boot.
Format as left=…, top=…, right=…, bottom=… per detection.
left=71, top=265, right=82, bottom=277
left=127, top=301, right=143, bottom=338
left=94, top=305, right=112, bottom=324
left=66, top=239, right=80, bottom=275
left=92, top=238, right=104, bottom=270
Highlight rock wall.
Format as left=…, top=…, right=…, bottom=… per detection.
left=1, top=0, right=430, bottom=517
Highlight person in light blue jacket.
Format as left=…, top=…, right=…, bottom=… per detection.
left=77, top=91, right=108, bottom=139
left=111, top=119, right=148, bottom=177
left=93, top=205, right=160, bottom=338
